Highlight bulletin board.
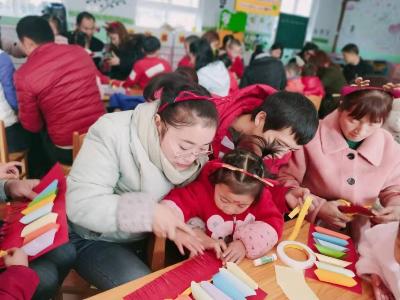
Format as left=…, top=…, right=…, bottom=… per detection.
left=275, top=13, right=308, bottom=50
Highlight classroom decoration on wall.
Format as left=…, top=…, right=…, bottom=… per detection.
left=337, top=0, right=400, bottom=63
left=219, top=9, right=247, bottom=32
left=0, top=164, right=68, bottom=268
left=235, top=0, right=281, bottom=17
left=85, top=0, right=127, bottom=11
left=275, top=13, right=309, bottom=50
left=124, top=252, right=267, bottom=300
left=305, top=225, right=362, bottom=294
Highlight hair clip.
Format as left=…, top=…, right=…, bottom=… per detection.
left=211, top=161, right=278, bottom=187
left=158, top=90, right=212, bottom=113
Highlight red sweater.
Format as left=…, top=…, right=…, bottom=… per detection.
left=177, top=55, right=193, bottom=68
left=123, top=56, right=172, bottom=89
left=229, top=56, right=244, bottom=79
left=164, top=163, right=285, bottom=257
left=0, top=266, right=39, bottom=300
left=14, top=43, right=105, bottom=146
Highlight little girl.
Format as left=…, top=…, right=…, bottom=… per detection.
left=356, top=221, right=400, bottom=300
left=162, top=146, right=284, bottom=264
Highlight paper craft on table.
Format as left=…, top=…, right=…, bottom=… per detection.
left=312, top=232, right=349, bottom=247
left=191, top=281, right=213, bottom=300
left=21, top=212, right=58, bottom=237
left=314, top=269, right=357, bottom=287
left=315, top=261, right=355, bottom=278
left=219, top=268, right=256, bottom=296
left=275, top=265, right=319, bottom=300
left=212, top=271, right=247, bottom=300
left=315, top=253, right=352, bottom=268
left=23, top=223, right=60, bottom=245
left=199, top=281, right=232, bottom=300
left=21, top=194, right=56, bottom=215
left=315, top=244, right=346, bottom=259
left=314, top=226, right=350, bottom=240
left=20, top=203, right=54, bottom=225
left=22, top=228, right=58, bottom=256
left=314, top=238, right=348, bottom=252
left=28, top=179, right=58, bottom=207
left=226, top=261, right=258, bottom=289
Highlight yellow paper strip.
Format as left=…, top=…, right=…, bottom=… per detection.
left=314, top=269, right=357, bottom=287
left=191, top=281, right=213, bottom=300
left=21, top=194, right=56, bottom=215
left=226, top=262, right=258, bottom=289
left=0, top=250, right=8, bottom=258
left=288, top=206, right=300, bottom=219
left=21, top=212, right=58, bottom=237
left=288, top=196, right=313, bottom=241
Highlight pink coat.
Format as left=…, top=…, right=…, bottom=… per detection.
left=356, top=222, right=400, bottom=299
left=278, top=110, right=400, bottom=224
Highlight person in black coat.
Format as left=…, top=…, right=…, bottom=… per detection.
left=104, top=21, right=144, bottom=80
left=240, top=51, right=287, bottom=90
left=341, top=43, right=374, bottom=83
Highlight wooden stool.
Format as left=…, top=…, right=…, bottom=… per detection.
left=0, top=120, right=28, bottom=178
left=60, top=132, right=87, bottom=176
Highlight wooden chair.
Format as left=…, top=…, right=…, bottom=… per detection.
left=0, top=120, right=28, bottom=178
left=60, top=131, right=86, bottom=176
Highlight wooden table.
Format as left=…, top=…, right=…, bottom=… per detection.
left=87, top=220, right=374, bottom=300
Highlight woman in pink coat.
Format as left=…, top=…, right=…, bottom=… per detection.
left=278, top=85, right=400, bottom=241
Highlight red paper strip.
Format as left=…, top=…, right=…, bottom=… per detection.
left=338, top=205, right=374, bottom=217
left=0, top=164, right=69, bottom=268
left=305, top=224, right=362, bottom=294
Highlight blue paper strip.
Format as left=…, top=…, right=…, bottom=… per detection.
left=212, top=272, right=246, bottom=300
left=312, top=232, right=349, bottom=247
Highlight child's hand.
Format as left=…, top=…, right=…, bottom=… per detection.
left=222, top=240, right=246, bottom=264
left=173, top=229, right=204, bottom=257
left=152, top=203, right=195, bottom=240
left=371, top=273, right=395, bottom=300
left=286, top=187, right=316, bottom=211
left=4, top=248, right=28, bottom=267
left=372, top=206, right=400, bottom=224
left=318, top=200, right=353, bottom=229
left=0, top=161, right=23, bottom=179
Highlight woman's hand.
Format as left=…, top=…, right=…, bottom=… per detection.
left=173, top=229, right=204, bottom=257
left=4, top=179, right=39, bottom=200
left=318, top=200, right=353, bottom=229
left=109, top=52, right=120, bottom=66
left=0, top=161, right=23, bottom=179
left=222, top=240, right=246, bottom=264
left=372, top=206, right=400, bottom=223
left=152, top=203, right=195, bottom=240
left=4, top=248, right=28, bottom=267
left=371, top=274, right=395, bottom=300
left=286, top=187, right=316, bottom=211
left=351, top=77, right=370, bottom=87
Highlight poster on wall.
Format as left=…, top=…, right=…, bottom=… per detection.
left=235, top=0, right=281, bottom=17
left=337, top=0, right=400, bottom=63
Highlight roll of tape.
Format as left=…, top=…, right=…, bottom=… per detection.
left=277, top=240, right=316, bottom=270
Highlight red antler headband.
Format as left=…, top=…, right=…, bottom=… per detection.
left=341, top=86, right=400, bottom=98
left=157, top=91, right=213, bottom=113
left=211, top=162, right=278, bottom=187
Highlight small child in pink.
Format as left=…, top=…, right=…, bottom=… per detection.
left=162, top=147, right=285, bottom=264
left=356, top=221, right=400, bottom=300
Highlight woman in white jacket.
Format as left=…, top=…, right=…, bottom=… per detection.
left=66, top=73, right=218, bottom=290
left=190, top=38, right=231, bottom=97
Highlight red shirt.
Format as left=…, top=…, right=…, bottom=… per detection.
left=164, top=163, right=284, bottom=239
left=178, top=55, right=193, bottom=68
left=229, top=56, right=244, bottom=79
left=0, top=265, right=39, bottom=300
left=123, top=56, right=172, bottom=89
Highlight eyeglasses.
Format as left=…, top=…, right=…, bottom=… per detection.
left=174, top=145, right=213, bottom=159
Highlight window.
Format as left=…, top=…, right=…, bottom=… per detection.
left=0, top=0, right=63, bottom=17
left=280, top=0, right=313, bottom=17
left=135, top=0, right=201, bottom=31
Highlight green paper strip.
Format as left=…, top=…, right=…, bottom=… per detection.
left=315, top=244, right=346, bottom=259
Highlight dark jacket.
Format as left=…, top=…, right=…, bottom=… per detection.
left=67, top=31, right=104, bottom=68
left=318, top=65, right=347, bottom=96
left=239, top=54, right=287, bottom=90
left=343, top=58, right=374, bottom=83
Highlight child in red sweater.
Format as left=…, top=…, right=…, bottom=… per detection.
left=0, top=248, right=39, bottom=299
left=227, top=38, right=244, bottom=79
left=162, top=147, right=284, bottom=264
left=123, top=36, right=171, bottom=89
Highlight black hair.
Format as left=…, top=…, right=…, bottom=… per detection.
left=42, top=14, right=63, bottom=35
left=185, top=35, right=199, bottom=45
left=218, top=53, right=232, bottom=68
left=302, top=42, right=319, bottom=52
left=227, top=38, right=241, bottom=48
left=250, top=44, right=264, bottom=64
left=190, top=38, right=215, bottom=70
left=16, top=16, right=54, bottom=44
left=222, top=34, right=234, bottom=49
left=175, top=66, right=198, bottom=83
left=143, top=36, right=161, bottom=54
left=146, top=73, right=218, bottom=129
left=251, top=91, right=319, bottom=145
left=341, top=43, right=359, bottom=55
left=271, top=42, right=283, bottom=51
left=209, top=148, right=272, bottom=203
left=70, top=31, right=88, bottom=47
left=302, top=63, right=318, bottom=76
left=77, top=11, right=95, bottom=25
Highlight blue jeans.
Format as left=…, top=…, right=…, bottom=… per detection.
left=29, top=242, right=76, bottom=300
left=69, top=230, right=151, bottom=290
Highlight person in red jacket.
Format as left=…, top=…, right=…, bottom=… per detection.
left=226, top=38, right=244, bottom=79
left=0, top=248, right=39, bottom=300
left=212, top=85, right=319, bottom=177
left=177, top=35, right=199, bottom=68
left=14, top=16, right=105, bottom=166
left=163, top=147, right=284, bottom=263
left=123, top=35, right=172, bottom=89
